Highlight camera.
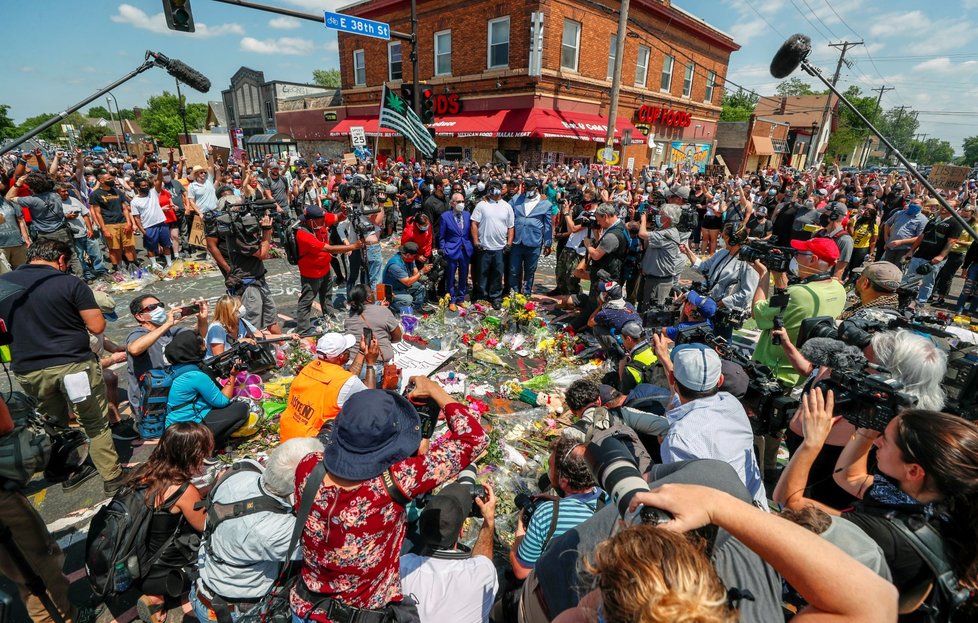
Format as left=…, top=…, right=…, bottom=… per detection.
left=673, top=322, right=719, bottom=347
left=203, top=341, right=277, bottom=378
left=574, top=210, right=598, bottom=230
left=455, top=465, right=489, bottom=518
left=403, top=382, right=440, bottom=438
left=814, top=368, right=916, bottom=432
left=178, top=304, right=200, bottom=318
left=515, top=492, right=543, bottom=528
left=714, top=306, right=749, bottom=329
left=642, top=306, right=681, bottom=328
left=742, top=365, right=798, bottom=435
left=944, top=343, right=978, bottom=421
left=584, top=436, right=672, bottom=525
left=739, top=240, right=797, bottom=273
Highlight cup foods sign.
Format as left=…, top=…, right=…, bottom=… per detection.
left=635, top=105, right=693, bottom=128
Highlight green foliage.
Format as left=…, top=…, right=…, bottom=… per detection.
left=720, top=88, right=758, bottom=122
left=139, top=92, right=207, bottom=147
left=78, top=124, right=106, bottom=149
left=826, top=86, right=883, bottom=162
left=311, top=68, right=341, bottom=89
left=775, top=78, right=823, bottom=97
left=909, top=138, right=954, bottom=166
left=87, top=106, right=111, bottom=120
left=878, top=107, right=919, bottom=156
left=12, top=112, right=88, bottom=142
left=0, top=104, right=17, bottom=140
left=962, top=136, right=978, bottom=167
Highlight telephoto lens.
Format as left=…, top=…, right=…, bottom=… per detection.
left=584, top=436, right=671, bottom=525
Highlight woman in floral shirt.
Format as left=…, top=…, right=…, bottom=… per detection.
left=291, top=377, right=487, bottom=622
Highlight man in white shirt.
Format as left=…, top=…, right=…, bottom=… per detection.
left=187, top=164, right=219, bottom=216
left=129, top=170, right=173, bottom=269
left=471, top=180, right=514, bottom=307
left=401, top=479, right=499, bottom=623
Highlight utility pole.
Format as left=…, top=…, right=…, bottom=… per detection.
left=884, top=105, right=908, bottom=161
left=809, top=41, right=862, bottom=167
left=859, top=85, right=892, bottom=166
left=604, top=0, right=631, bottom=153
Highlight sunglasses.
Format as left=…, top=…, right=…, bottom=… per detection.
left=140, top=302, right=165, bottom=313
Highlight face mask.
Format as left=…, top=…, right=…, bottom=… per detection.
left=148, top=306, right=168, bottom=326
left=418, top=225, right=429, bottom=232
left=906, top=204, right=921, bottom=217
left=654, top=215, right=663, bottom=228
left=818, top=213, right=831, bottom=227
left=491, top=188, right=502, bottom=197
left=453, top=202, right=464, bottom=212
left=596, top=182, right=604, bottom=188
left=526, top=189, right=537, bottom=198
left=163, top=175, right=172, bottom=183
left=239, top=304, right=247, bottom=317
left=788, top=257, right=800, bottom=276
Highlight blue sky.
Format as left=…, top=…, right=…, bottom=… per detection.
left=4, top=1, right=977, bottom=153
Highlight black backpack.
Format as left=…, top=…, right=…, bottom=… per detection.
left=676, top=205, right=698, bottom=232
left=283, top=220, right=304, bottom=266
left=85, top=482, right=188, bottom=598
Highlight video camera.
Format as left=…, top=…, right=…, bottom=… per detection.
left=202, top=339, right=279, bottom=379
left=739, top=240, right=797, bottom=273
left=574, top=210, right=598, bottom=230
left=799, top=312, right=953, bottom=350
left=944, top=342, right=978, bottom=421
left=814, top=367, right=916, bottom=432
left=223, top=198, right=288, bottom=226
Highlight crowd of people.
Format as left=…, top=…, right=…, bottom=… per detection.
left=2, top=144, right=978, bottom=623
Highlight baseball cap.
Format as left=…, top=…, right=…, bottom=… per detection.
left=671, top=343, right=722, bottom=393
left=400, top=241, right=420, bottom=255
left=95, top=291, right=118, bottom=322
left=419, top=483, right=472, bottom=548
left=667, top=186, right=690, bottom=200
left=597, top=280, right=623, bottom=300
left=316, top=332, right=357, bottom=358
left=621, top=321, right=644, bottom=340
left=523, top=177, right=540, bottom=188
left=719, top=360, right=749, bottom=399
left=598, top=384, right=622, bottom=405
left=853, top=261, right=902, bottom=292
left=816, top=188, right=828, bottom=197
left=686, top=291, right=717, bottom=319
left=790, top=237, right=840, bottom=264
left=767, top=188, right=778, bottom=196
left=755, top=206, right=768, bottom=217
left=824, top=202, right=847, bottom=221
left=304, top=204, right=326, bottom=219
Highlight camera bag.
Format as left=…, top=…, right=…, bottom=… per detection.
left=0, top=392, right=52, bottom=489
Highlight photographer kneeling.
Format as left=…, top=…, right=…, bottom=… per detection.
left=400, top=473, right=500, bottom=622
left=164, top=331, right=250, bottom=448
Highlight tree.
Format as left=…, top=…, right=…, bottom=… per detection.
left=909, top=138, right=954, bottom=166
left=15, top=113, right=59, bottom=140
left=0, top=104, right=17, bottom=140
left=139, top=92, right=207, bottom=147
left=87, top=105, right=111, bottom=120
left=775, top=78, right=820, bottom=97
left=962, top=136, right=978, bottom=167
left=720, top=88, right=758, bottom=122
left=312, top=68, right=341, bottom=89
left=78, top=124, right=106, bottom=149
left=825, top=86, right=883, bottom=163
left=878, top=107, right=919, bottom=157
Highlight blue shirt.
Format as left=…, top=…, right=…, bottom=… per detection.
left=593, top=302, right=640, bottom=331
left=885, top=210, right=928, bottom=250
left=516, top=488, right=605, bottom=567
left=661, top=392, right=767, bottom=507
left=166, top=364, right=231, bottom=426
left=383, top=254, right=413, bottom=294
left=205, top=319, right=258, bottom=357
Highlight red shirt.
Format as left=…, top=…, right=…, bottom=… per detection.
left=296, top=213, right=339, bottom=278
left=400, top=217, right=432, bottom=258
left=290, top=402, right=487, bottom=621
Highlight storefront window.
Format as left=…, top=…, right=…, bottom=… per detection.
left=435, top=30, right=452, bottom=76
left=660, top=55, right=674, bottom=92
left=488, top=17, right=510, bottom=69
left=635, top=46, right=650, bottom=87
left=389, top=42, right=402, bottom=81
left=353, top=49, right=366, bottom=86
left=561, top=19, right=581, bottom=71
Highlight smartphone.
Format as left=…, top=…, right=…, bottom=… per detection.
left=179, top=304, right=200, bottom=317
left=363, top=327, right=373, bottom=346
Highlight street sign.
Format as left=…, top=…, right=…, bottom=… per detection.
left=324, top=11, right=390, bottom=40
left=350, top=126, right=366, bottom=146
left=597, top=148, right=619, bottom=165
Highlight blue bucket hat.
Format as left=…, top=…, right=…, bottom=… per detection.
left=324, top=389, right=423, bottom=481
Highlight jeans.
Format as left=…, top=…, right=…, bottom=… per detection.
left=903, top=256, right=946, bottom=305
left=393, top=283, right=427, bottom=312
left=347, top=243, right=382, bottom=293
left=477, top=248, right=505, bottom=304
left=73, top=235, right=107, bottom=280
left=956, top=263, right=978, bottom=313
left=508, top=244, right=542, bottom=296
left=882, top=248, right=910, bottom=266
left=297, top=274, right=332, bottom=332
left=190, top=583, right=257, bottom=623
left=445, top=255, right=470, bottom=303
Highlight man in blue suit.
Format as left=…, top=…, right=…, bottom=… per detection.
left=439, top=191, right=474, bottom=306
left=508, top=177, right=554, bottom=295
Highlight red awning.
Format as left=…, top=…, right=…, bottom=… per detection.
left=329, top=109, right=640, bottom=142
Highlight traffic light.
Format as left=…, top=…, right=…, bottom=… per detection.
left=421, top=88, right=435, bottom=124
left=162, top=0, right=195, bottom=33
left=400, top=84, right=415, bottom=110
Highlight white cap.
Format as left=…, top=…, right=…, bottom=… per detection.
left=316, top=333, right=356, bottom=358
left=671, top=343, right=722, bottom=392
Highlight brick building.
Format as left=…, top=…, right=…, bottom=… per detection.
left=276, top=0, right=738, bottom=170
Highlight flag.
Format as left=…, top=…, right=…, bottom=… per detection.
left=378, top=84, right=437, bottom=157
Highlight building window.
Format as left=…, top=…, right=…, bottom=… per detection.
left=705, top=70, right=716, bottom=103
left=606, top=34, right=618, bottom=80
left=561, top=19, right=580, bottom=71
left=635, top=45, right=650, bottom=87
left=265, top=101, right=273, bottom=120
left=388, top=42, right=402, bottom=81
left=227, top=102, right=234, bottom=123
left=660, top=55, right=674, bottom=92
left=683, top=62, right=694, bottom=98
left=353, top=49, right=366, bottom=86
left=487, top=17, right=509, bottom=69
left=434, top=30, right=452, bottom=76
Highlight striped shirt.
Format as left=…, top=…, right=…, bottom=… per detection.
left=516, top=489, right=606, bottom=567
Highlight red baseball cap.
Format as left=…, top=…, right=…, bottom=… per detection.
left=790, top=237, right=840, bottom=264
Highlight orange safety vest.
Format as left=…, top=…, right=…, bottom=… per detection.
left=279, top=359, right=353, bottom=442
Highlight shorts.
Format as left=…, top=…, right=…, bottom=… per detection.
left=103, top=222, right=135, bottom=251
left=240, top=280, right=279, bottom=330
left=702, top=215, right=723, bottom=230
left=143, top=223, right=172, bottom=252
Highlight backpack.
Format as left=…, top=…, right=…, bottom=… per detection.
left=137, top=367, right=182, bottom=439
left=676, top=205, right=698, bottom=232
left=283, top=221, right=304, bottom=266
left=85, top=482, right=189, bottom=598
left=0, top=392, right=52, bottom=489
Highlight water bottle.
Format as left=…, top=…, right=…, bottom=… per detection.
left=114, top=561, right=132, bottom=593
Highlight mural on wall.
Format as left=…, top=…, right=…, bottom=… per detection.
left=669, top=142, right=712, bottom=173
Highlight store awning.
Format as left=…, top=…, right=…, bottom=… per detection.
left=245, top=133, right=295, bottom=145
left=751, top=135, right=776, bottom=156
left=330, top=109, right=640, bottom=142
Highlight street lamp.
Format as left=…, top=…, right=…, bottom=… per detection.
left=106, top=93, right=129, bottom=155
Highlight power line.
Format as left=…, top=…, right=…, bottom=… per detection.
left=788, top=0, right=832, bottom=41
left=740, top=0, right=786, bottom=38
left=799, top=0, right=840, bottom=40
left=823, top=0, right=860, bottom=39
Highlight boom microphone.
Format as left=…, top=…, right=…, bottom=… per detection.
left=145, top=51, right=211, bottom=93
left=800, top=337, right=867, bottom=371
left=770, top=34, right=812, bottom=79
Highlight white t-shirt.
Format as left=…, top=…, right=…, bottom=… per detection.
left=130, top=188, right=167, bottom=229
left=471, top=199, right=514, bottom=251
left=400, top=554, right=498, bottom=623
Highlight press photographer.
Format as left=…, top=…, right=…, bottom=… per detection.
left=204, top=197, right=281, bottom=335
left=338, top=177, right=385, bottom=292
left=637, top=203, right=683, bottom=310
left=840, top=261, right=903, bottom=320
left=400, top=468, right=499, bottom=623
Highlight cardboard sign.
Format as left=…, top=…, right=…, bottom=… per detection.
left=188, top=216, right=206, bottom=248
left=182, top=143, right=209, bottom=171
left=342, top=152, right=357, bottom=166
left=706, top=164, right=727, bottom=178
left=211, top=146, right=230, bottom=166
left=392, top=341, right=456, bottom=391
left=928, top=164, right=970, bottom=190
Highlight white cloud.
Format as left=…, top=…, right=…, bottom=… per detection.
left=280, top=0, right=348, bottom=10
left=905, top=21, right=972, bottom=54
left=240, top=36, right=316, bottom=55
left=868, top=11, right=930, bottom=38
left=110, top=4, right=244, bottom=37
left=728, top=19, right=768, bottom=45
left=912, top=57, right=978, bottom=74
left=269, top=16, right=301, bottom=30
left=19, top=66, right=33, bottom=73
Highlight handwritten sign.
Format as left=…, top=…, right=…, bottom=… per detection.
left=928, top=164, right=970, bottom=190
left=392, top=341, right=456, bottom=391
left=188, top=216, right=206, bottom=248
left=182, top=143, right=208, bottom=171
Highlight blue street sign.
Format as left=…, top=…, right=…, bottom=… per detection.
left=324, top=11, right=390, bottom=40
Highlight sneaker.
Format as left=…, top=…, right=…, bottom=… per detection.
left=103, top=468, right=131, bottom=495
left=110, top=419, right=140, bottom=441
left=62, top=464, right=98, bottom=491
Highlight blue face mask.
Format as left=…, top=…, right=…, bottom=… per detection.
left=906, top=204, right=922, bottom=217
left=654, top=215, right=663, bottom=228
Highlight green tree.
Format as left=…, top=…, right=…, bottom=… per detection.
left=720, top=88, right=758, bottom=122
left=87, top=105, right=111, bottom=120
left=825, top=86, right=883, bottom=162
left=878, top=107, right=919, bottom=157
left=962, top=136, right=978, bottom=166
left=311, top=68, right=341, bottom=89
left=909, top=138, right=954, bottom=165
left=775, top=78, right=820, bottom=97
left=0, top=104, right=17, bottom=139
left=139, top=92, right=207, bottom=147
left=78, top=124, right=106, bottom=149
left=16, top=113, right=59, bottom=140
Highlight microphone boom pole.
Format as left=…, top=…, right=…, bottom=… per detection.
left=771, top=33, right=978, bottom=241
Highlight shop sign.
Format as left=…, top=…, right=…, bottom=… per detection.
left=432, top=94, right=462, bottom=115
left=635, top=105, right=692, bottom=128
left=323, top=111, right=337, bottom=121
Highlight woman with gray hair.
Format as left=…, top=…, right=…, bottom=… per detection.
left=637, top=202, right=684, bottom=311
left=190, top=437, right=324, bottom=623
